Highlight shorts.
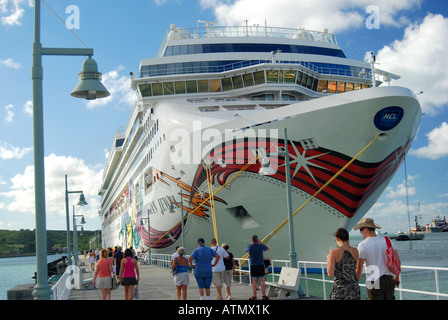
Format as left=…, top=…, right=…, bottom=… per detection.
left=96, top=276, right=112, bottom=289
left=174, top=272, right=190, bottom=286
left=121, top=277, right=138, bottom=286
left=223, top=270, right=233, bottom=287
left=212, top=271, right=225, bottom=287
left=250, top=265, right=265, bottom=279
left=193, top=270, right=213, bottom=289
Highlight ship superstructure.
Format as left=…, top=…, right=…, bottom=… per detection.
left=98, top=23, right=421, bottom=262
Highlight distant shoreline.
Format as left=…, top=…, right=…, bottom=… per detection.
left=0, top=252, right=64, bottom=259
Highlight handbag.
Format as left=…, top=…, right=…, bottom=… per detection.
left=133, top=285, right=139, bottom=299
left=385, top=236, right=401, bottom=275
left=111, top=275, right=119, bottom=290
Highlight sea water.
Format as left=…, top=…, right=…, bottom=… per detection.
left=350, top=232, right=448, bottom=300
left=0, top=254, right=65, bottom=300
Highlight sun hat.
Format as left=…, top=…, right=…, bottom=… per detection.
left=354, top=217, right=381, bottom=230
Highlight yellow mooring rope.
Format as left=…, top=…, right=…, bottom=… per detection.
left=239, top=133, right=381, bottom=262
left=206, top=162, right=219, bottom=243
left=147, top=147, right=264, bottom=251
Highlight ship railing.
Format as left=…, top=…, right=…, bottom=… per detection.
left=168, top=26, right=338, bottom=45
left=140, top=59, right=367, bottom=79
left=148, top=253, right=448, bottom=300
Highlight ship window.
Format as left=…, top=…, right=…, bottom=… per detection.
left=283, top=70, right=296, bottom=84
left=266, top=70, right=279, bottom=83
left=232, top=75, right=243, bottom=89
left=186, top=80, right=197, bottom=93
left=152, top=83, right=163, bottom=96
left=312, top=78, right=318, bottom=91
left=346, top=83, right=354, bottom=92
left=166, top=64, right=175, bottom=75
left=337, top=82, right=346, bottom=93
left=198, top=79, right=209, bottom=93
left=296, top=71, right=303, bottom=85
left=317, top=80, right=328, bottom=92
left=172, top=46, right=180, bottom=56
left=139, top=84, right=152, bottom=97
left=222, top=77, right=233, bottom=91
left=163, top=82, right=174, bottom=95
left=328, top=81, right=337, bottom=93
left=306, top=76, right=313, bottom=89
left=301, top=73, right=308, bottom=87
left=187, top=45, right=195, bottom=54
left=254, top=71, right=265, bottom=85
left=180, top=45, right=188, bottom=55
left=354, top=83, right=362, bottom=90
left=243, top=73, right=254, bottom=87
left=210, top=79, right=222, bottom=92
left=165, top=46, right=173, bottom=56
left=175, top=81, right=186, bottom=94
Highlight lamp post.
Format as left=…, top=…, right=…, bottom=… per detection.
left=259, top=128, right=297, bottom=268
left=32, top=0, right=109, bottom=300
left=65, top=174, right=88, bottom=266
left=72, top=205, right=86, bottom=267
left=140, top=210, right=151, bottom=265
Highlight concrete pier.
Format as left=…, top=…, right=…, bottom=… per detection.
left=69, top=256, right=272, bottom=300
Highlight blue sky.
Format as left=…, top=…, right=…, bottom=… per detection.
left=0, top=0, right=447, bottom=234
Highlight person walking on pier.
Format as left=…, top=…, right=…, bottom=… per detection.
left=93, top=249, right=113, bottom=300
left=245, top=235, right=269, bottom=300
left=189, top=238, right=220, bottom=300
left=355, top=218, right=401, bottom=300
left=210, top=238, right=229, bottom=300
left=222, top=243, right=235, bottom=300
left=171, top=247, right=190, bottom=300
left=327, top=228, right=360, bottom=300
left=119, top=248, right=140, bottom=300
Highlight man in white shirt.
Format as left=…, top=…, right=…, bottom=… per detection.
left=210, top=238, right=229, bottom=300
left=355, top=218, right=401, bottom=300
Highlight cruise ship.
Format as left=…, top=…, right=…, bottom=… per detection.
left=98, top=22, right=422, bottom=262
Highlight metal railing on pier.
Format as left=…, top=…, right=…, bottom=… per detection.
left=149, top=253, right=448, bottom=300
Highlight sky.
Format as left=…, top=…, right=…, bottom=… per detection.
left=0, top=0, right=447, bottom=235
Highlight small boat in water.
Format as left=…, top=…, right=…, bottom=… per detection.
left=390, top=233, right=425, bottom=241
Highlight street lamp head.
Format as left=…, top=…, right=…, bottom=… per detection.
left=71, top=57, right=110, bottom=100
left=80, top=216, right=86, bottom=224
left=77, top=193, right=88, bottom=206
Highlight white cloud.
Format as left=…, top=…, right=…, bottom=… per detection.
left=377, top=14, right=448, bottom=115
left=86, top=66, right=135, bottom=110
left=23, top=100, right=32, bottom=116
left=411, top=122, right=448, bottom=160
left=0, top=58, right=21, bottom=69
left=200, top=0, right=421, bottom=32
left=0, top=0, right=26, bottom=26
left=4, top=104, right=14, bottom=122
left=0, top=154, right=103, bottom=229
left=385, top=174, right=417, bottom=199
left=0, top=141, right=31, bottom=159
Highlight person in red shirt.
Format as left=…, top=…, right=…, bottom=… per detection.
left=93, top=249, right=113, bottom=300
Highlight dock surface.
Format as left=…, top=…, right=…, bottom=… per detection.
left=69, top=256, right=282, bottom=301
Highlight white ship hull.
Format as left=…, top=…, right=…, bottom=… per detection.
left=101, top=86, right=421, bottom=262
